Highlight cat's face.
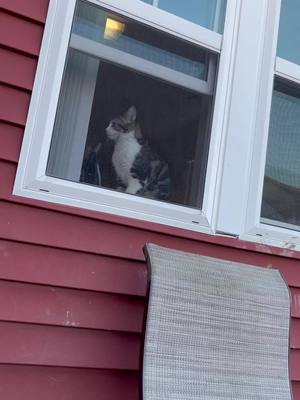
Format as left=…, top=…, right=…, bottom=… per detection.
left=106, top=106, right=137, bottom=141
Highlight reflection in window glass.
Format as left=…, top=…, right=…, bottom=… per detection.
left=141, top=0, right=227, bottom=33
left=47, top=0, right=218, bottom=209
left=277, top=0, right=300, bottom=65
left=261, top=79, right=300, bottom=229
left=74, top=0, right=209, bottom=80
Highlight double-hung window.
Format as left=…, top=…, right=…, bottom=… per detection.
left=14, top=0, right=233, bottom=232
left=15, top=0, right=300, bottom=249
left=228, top=0, right=300, bottom=249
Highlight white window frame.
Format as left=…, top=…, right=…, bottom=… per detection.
left=14, top=0, right=239, bottom=233
left=216, top=0, right=282, bottom=234
left=215, top=0, right=300, bottom=250
left=16, top=0, right=300, bottom=249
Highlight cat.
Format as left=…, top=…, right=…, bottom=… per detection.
left=105, top=105, right=170, bottom=200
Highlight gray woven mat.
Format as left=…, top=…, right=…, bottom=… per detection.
left=143, top=244, right=291, bottom=400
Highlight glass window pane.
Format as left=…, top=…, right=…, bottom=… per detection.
left=141, top=0, right=227, bottom=33
left=261, top=78, right=300, bottom=229
left=74, top=1, right=210, bottom=81
left=47, top=0, right=218, bottom=209
left=277, top=0, right=300, bottom=65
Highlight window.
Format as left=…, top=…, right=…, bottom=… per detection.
left=232, top=0, right=300, bottom=249
left=14, top=0, right=233, bottom=232
left=47, top=1, right=218, bottom=210
left=261, top=0, right=300, bottom=231
left=261, top=78, right=300, bottom=230
left=15, top=0, right=300, bottom=249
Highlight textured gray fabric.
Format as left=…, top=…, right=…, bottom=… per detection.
left=143, top=244, right=291, bottom=400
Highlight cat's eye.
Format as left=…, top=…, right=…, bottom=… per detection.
left=117, top=124, right=127, bottom=132
left=112, top=122, right=128, bottom=132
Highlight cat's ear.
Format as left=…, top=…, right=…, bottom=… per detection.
left=124, top=105, right=136, bottom=123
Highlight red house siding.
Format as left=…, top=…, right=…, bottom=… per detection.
left=0, top=1, right=299, bottom=399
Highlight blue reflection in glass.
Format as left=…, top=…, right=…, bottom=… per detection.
left=141, top=0, right=226, bottom=33
left=277, top=0, right=300, bottom=65
left=74, top=1, right=210, bottom=80
left=262, top=79, right=300, bottom=226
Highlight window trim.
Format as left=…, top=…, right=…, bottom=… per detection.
left=215, top=0, right=282, bottom=235
left=223, top=0, right=300, bottom=250
left=88, top=0, right=223, bottom=51
left=276, top=57, right=300, bottom=85
left=14, top=0, right=239, bottom=233
left=17, top=0, right=300, bottom=249
left=69, top=33, right=216, bottom=94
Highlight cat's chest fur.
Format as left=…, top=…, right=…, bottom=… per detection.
left=112, top=134, right=141, bottom=185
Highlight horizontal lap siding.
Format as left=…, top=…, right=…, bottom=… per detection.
left=0, top=280, right=144, bottom=332
left=0, top=10, right=44, bottom=56
left=0, top=321, right=140, bottom=369
left=294, top=383, right=300, bottom=400
left=0, top=239, right=146, bottom=296
left=0, top=0, right=48, bottom=23
left=0, top=125, right=23, bottom=163
left=0, top=192, right=299, bottom=286
left=0, top=3, right=299, bottom=400
left=0, top=365, right=138, bottom=400
left=0, top=84, right=30, bottom=126
left=0, top=47, right=37, bottom=90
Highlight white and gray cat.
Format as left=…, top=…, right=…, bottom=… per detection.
left=106, top=105, right=170, bottom=200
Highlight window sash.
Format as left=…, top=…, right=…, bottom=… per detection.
left=20, top=0, right=300, bottom=248
left=19, top=0, right=295, bottom=243
left=228, top=0, right=300, bottom=250
left=140, top=0, right=226, bottom=33
left=69, top=33, right=216, bottom=94
left=88, top=0, right=223, bottom=52
left=275, top=57, right=300, bottom=85
left=214, top=0, right=291, bottom=238
left=14, top=0, right=239, bottom=233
